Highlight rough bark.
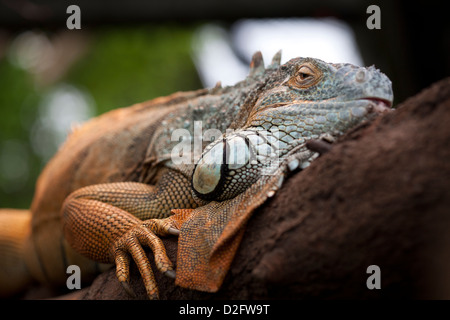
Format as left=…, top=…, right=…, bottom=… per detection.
left=81, top=77, right=450, bottom=299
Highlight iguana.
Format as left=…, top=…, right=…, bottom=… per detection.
left=0, top=51, right=393, bottom=299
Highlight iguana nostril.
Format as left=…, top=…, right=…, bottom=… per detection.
left=356, top=69, right=367, bottom=83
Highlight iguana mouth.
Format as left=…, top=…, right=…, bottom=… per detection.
left=362, top=97, right=393, bottom=113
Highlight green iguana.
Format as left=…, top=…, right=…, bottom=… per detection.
left=0, top=51, right=393, bottom=299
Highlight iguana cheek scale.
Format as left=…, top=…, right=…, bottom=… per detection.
left=0, top=51, right=393, bottom=299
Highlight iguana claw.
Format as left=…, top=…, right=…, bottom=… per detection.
left=165, top=270, right=176, bottom=279
left=168, top=227, right=180, bottom=236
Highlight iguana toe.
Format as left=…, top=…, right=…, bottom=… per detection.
left=143, top=209, right=196, bottom=237
left=113, top=224, right=175, bottom=299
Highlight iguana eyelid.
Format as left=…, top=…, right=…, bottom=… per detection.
left=298, top=66, right=314, bottom=77
left=289, top=63, right=322, bottom=88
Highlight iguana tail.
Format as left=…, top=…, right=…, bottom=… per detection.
left=0, top=209, right=33, bottom=297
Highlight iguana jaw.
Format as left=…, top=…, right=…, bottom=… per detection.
left=250, top=95, right=393, bottom=118
left=247, top=93, right=393, bottom=131
left=361, top=97, right=393, bottom=113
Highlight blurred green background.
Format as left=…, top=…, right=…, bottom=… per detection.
left=0, top=25, right=202, bottom=209
left=0, top=1, right=448, bottom=211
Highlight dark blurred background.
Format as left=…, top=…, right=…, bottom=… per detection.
left=0, top=0, right=448, bottom=209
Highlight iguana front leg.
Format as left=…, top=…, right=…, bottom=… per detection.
left=61, top=168, right=196, bottom=299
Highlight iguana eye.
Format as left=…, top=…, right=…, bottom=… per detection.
left=297, top=67, right=314, bottom=80
left=289, top=63, right=322, bottom=88
left=298, top=73, right=310, bottom=80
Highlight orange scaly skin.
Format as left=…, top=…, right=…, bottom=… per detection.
left=0, top=52, right=393, bottom=298
left=0, top=90, right=203, bottom=297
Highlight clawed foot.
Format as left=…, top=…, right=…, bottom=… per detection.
left=112, top=217, right=181, bottom=299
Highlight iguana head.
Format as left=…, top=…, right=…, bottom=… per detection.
left=192, top=52, right=393, bottom=202
left=246, top=52, right=393, bottom=136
